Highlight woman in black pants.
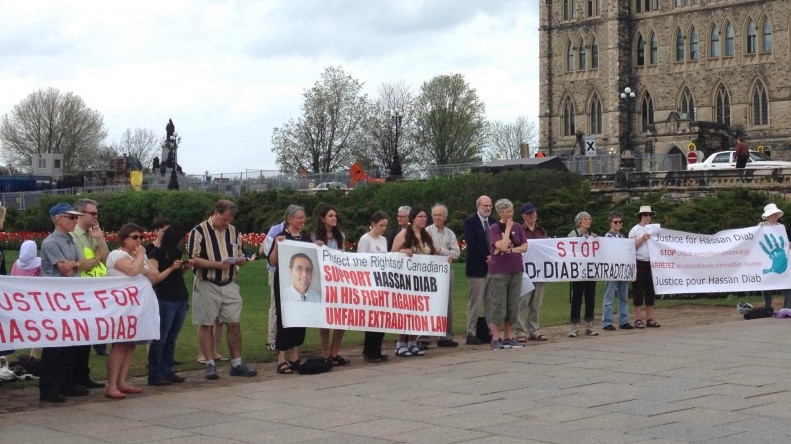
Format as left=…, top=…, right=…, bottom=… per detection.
left=567, top=211, right=599, bottom=338
left=357, top=211, right=390, bottom=362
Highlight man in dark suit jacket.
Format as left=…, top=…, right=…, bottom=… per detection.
left=463, top=195, right=496, bottom=345
left=386, top=206, right=411, bottom=251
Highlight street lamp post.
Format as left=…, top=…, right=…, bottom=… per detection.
left=619, top=87, right=636, bottom=169
left=389, top=109, right=403, bottom=179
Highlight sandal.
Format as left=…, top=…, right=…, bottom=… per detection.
left=646, top=319, right=661, bottom=328
left=528, top=334, right=548, bottom=341
left=396, top=346, right=412, bottom=357
left=409, top=345, right=425, bottom=356
left=516, top=335, right=528, bottom=343
left=332, top=355, right=350, bottom=366
left=634, top=319, right=646, bottom=329
left=276, top=362, right=292, bottom=374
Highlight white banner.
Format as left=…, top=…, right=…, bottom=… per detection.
left=0, top=275, right=160, bottom=349
left=523, top=237, right=636, bottom=282
left=648, top=225, right=790, bottom=294
left=278, top=240, right=451, bottom=336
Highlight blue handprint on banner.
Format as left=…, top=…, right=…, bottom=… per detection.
left=760, top=233, right=788, bottom=274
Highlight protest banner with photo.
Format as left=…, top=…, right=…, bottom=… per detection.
left=648, top=225, right=789, bottom=294
left=277, top=240, right=451, bottom=336
left=523, top=237, right=636, bottom=282
left=0, top=275, right=159, bottom=350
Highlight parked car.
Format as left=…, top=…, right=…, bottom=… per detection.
left=314, top=181, right=348, bottom=191
left=687, top=150, right=791, bottom=171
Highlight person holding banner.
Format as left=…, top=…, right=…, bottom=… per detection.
left=629, top=206, right=660, bottom=329
left=38, top=203, right=86, bottom=403
left=601, top=212, right=633, bottom=331
left=487, top=199, right=528, bottom=349
left=568, top=211, right=599, bottom=337
left=392, top=206, right=437, bottom=357
left=104, top=223, right=152, bottom=399
left=312, top=205, right=351, bottom=366
left=516, top=202, right=548, bottom=342
left=358, top=211, right=390, bottom=362
left=758, top=203, right=791, bottom=311
left=427, top=204, right=461, bottom=347
left=269, top=204, right=311, bottom=374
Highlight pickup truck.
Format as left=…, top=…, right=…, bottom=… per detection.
left=687, top=150, right=791, bottom=171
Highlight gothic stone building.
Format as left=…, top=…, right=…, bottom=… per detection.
left=539, top=0, right=791, bottom=168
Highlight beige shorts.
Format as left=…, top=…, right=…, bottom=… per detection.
left=192, top=279, right=243, bottom=326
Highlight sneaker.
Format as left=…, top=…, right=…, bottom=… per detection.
left=502, top=338, right=524, bottom=348
left=602, top=325, right=616, bottom=331
left=229, top=362, right=258, bottom=377
left=437, top=338, right=459, bottom=347
left=619, top=323, right=634, bottom=330
left=491, top=338, right=505, bottom=350
left=266, top=342, right=276, bottom=351
left=585, top=328, right=599, bottom=336
left=568, top=324, right=579, bottom=338
left=466, top=335, right=483, bottom=345
left=205, top=363, right=219, bottom=380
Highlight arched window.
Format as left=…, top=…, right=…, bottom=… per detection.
left=725, top=22, right=734, bottom=56
left=715, top=84, right=731, bottom=126
left=579, top=39, right=587, bottom=70
left=589, top=95, right=602, bottom=134
left=587, top=0, right=600, bottom=17
left=641, top=92, right=654, bottom=132
left=567, top=42, right=575, bottom=71
left=676, top=28, right=685, bottom=61
left=752, top=81, right=769, bottom=126
left=746, top=19, right=757, bottom=54
left=563, top=98, right=576, bottom=136
left=563, top=0, right=569, bottom=20
left=680, top=87, right=695, bottom=119
left=690, top=27, right=699, bottom=60
left=710, top=24, right=720, bottom=58
left=591, top=37, right=599, bottom=68
left=637, top=34, right=645, bottom=66
left=650, top=32, right=658, bottom=64
left=571, top=0, right=578, bottom=19
left=762, top=18, right=772, bottom=52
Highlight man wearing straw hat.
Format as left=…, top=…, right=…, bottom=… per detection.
left=758, top=203, right=791, bottom=311
left=628, top=205, right=661, bottom=329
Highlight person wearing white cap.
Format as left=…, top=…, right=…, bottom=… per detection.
left=758, top=203, right=791, bottom=310
left=629, top=205, right=660, bottom=329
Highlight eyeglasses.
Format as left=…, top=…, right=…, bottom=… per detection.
left=612, top=220, right=623, bottom=224
left=63, top=215, right=78, bottom=220
left=641, top=213, right=652, bottom=217
left=129, top=235, right=141, bottom=240
left=83, top=211, right=98, bottom=217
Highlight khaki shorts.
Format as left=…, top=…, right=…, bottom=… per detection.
left=192, top=279, right=243, bottom=326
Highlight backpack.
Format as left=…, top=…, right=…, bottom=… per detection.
left=744, top=306, right=773, bottom=320
left=296, top=357, right=333, bottom=375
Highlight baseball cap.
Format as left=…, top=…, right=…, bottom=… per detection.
left=49, top=203, right=83, bottom=217
left=521, top=203, right=537, bottom=214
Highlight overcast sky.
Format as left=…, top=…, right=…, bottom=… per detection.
left=0, top=0, right=540, bottom=176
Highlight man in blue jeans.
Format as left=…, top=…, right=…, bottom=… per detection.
left=602, top=211, right=634, bottom=331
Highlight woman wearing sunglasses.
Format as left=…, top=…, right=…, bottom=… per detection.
left=601, top=212, right=633, bottom=331
left=103, top=223, right=152, bottom=399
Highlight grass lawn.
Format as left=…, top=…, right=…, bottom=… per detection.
left=3, top=252, right=763, bottom=380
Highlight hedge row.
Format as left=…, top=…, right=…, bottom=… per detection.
left=3, top=172, right=780, bottom=247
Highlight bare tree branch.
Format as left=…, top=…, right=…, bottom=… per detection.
left=483, top=116, right=538, bottom=161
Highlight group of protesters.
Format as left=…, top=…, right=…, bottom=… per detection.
left=6, top=194, right=789, bottom=402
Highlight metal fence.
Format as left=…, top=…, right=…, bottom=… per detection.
left=562, top=153, right=684, bottom=175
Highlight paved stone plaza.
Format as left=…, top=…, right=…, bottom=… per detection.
left=2, top=317, right=791, bottom=443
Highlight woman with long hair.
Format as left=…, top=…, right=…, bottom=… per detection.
left=391, top=206, right=437, bottom=357
left=147, top=224, right=191, bottom=386
left=312, top=205, right=350, bottom=366
left=358, top=210, right=389, bottom=362
left=104, top=223, right=154, bottom=399
left=268, top=204, right=311, bottom=374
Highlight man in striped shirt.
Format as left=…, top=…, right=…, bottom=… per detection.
left=189, top=199, right=257, bottom=380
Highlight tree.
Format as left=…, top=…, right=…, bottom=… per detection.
left=272, top=66, right=371, bottom=174
left=414, top=74, right=487, bottom=165
left=0, top=87, right=108, bottom=172
left=109, top=128, right=161, bottom=171
left=362, top=80, right=418, bottom=177
left=483, top=116, right=538, bottom=161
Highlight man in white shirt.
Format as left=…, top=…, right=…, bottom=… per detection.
left=285, top=253, right=321, bottom=302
